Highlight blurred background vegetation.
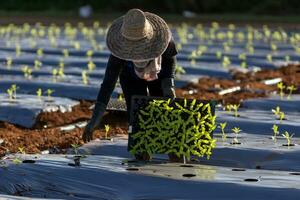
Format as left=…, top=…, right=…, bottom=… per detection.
left=0, top=0, right=299, bottom=14
left=0, top=0, right=299, bottom=24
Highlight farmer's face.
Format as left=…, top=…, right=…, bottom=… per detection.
left=133, top=56, right=162, bottom=81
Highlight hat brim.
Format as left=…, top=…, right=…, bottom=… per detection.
left=106, top=12, right=171, bottom=61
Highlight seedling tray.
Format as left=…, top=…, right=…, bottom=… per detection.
left=106, top=98, right=127, bottom=112
left=128, top=95, right=216, bottom=152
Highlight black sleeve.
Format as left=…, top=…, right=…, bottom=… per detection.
left=159, top=38, right=178, bottom=79
left=96, top=54, right=123, bottom=105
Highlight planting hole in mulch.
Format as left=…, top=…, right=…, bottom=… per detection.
left=68, top=163, right=80, bottom=167
left=126, top=167, right=139, bottom=171
left=282, top=144, right=295, bottom=147
left=230, top=142, right=242, bottom=145
left=244, top=178, right=259, bottom=182
left=180, top=164, right=194, bottom=168
left=182, top=173, right=196, bottom=178
left=232, top=168, right=246, bottom=171
left=22, top=160, right=36, bottom=164
left=289, top=172, right=300, bottom=175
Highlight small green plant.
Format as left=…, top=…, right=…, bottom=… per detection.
left=282, top=131, right=294, bottom=146
left=21, top=65, right=32, bottom=79
left=62, top=49, right=69, bottom=58
left=175, top=64, right=186, bottom=77
left=222, top=56, right=231, bottom=68
left=82, top=70, right=88, bottom=85
left=36, top=88, right=42, bottom=100
left=277, top=82, right=286, bottom=100
left=271, top=124, right=279, bottom=142
left=104, top=124, right=110, bottom=139
left=46, top=89, right=54, bottom=101
left=231, top=104, right=240, bottom=117
left=271, top=106, right=285, bottom=123
left=266, top=54, right=272, bottom=62
left=71, top=143, right=80, bottom=155
left=86, top=50, right=93, bottom=59
left=6, top=57, right=13, bottom=69
left=87, top=60, right=96, bottom=71
left=225, top=104, right=232, bottom=114
left=37, top=48, right=43, bottom=57
left=231, top=127, right=241, bottom=144
left=34, top=60, right=42, bottom=70
left=6, top=84, right=17, bottom=101
left=219, top=122, right=227, bottom=142
left=286, top=85, right=297, bottom=100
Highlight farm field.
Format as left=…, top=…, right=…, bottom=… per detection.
left=0, top=21, right=300, bottom=199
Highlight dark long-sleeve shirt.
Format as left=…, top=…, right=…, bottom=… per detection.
left=96, top=39, right=178, bottom=105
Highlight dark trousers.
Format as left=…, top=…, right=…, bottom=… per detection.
left=119, top=64, right=163, bottom=121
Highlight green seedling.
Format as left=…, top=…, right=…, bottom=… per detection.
left=104, top=124, right=110, bottom=140
left=58, top=67, right=65, bottom=78
left=287, top=85, right=297, bottom=100
left=12, top=147, right=26, bottom=164
left=7, top=84, right=17, bottom=101
left=82, top=70, right=88, bottom=85
left=266, top=54, right=272, bottom=62
left=282, top=131, right=294, bottom=146
left=222, top=56, right=231, bottom=68
left=21, top=65, right=32, bottom=79
left=6, top=57, right=12, bottom=69
left=271, top=124, right=279, bottom=142
left=34, top=60, right=42, bottom=70
left=231, top=127, right=241, bottom=144
left=62, top=49, right=69, bottom=58
left=225, top=104, right=232, bottom=114
left=37, top=48, right=43, bottom=57
left=271, top=106, right=285, bottom=123
left=52, top=68, right=58, bottom=81
left=175, top=64, right=186, bottom=77
left=285, top=55, right=290, bottom=62
left=231, top=104, right=240, bottom=117
left=71, top=143, right=80, bottom=155
left=219, top=122, right=227, bottom=142
left=36, top=88, right=42, bottom=100
left=118, top=94, right=123, bottom=102
left=277, top=82, right=285, bottom=100
left=216, top=51, right=222, bottom=59
left=87, top=60, right=96, bottom=72
left=86, top=50, right=93, bottom=59
left=46, top=89, right=54, bottom=101
left=15, top=44, right=21, bottom=57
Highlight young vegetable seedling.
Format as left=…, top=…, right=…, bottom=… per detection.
left=277, top=82, right=286, bottom=100
left=271, top=124, right=279, bottom=143
left=104, top=124, right=110, bottom=140
left=271, top=106, right=285, bottom=123
left=231, top=127, right=242, bottom=145
left=286, top=85, right=297, bottom=100
left=219, top=122, right=227, bottom=142
left=282, top=131, right=294, bottom=147
left=82, top=70, right=88, bottom=85
left=46, top=89, right=54, bottom=102
left=36, top=88, right=42, bottom=100
left=231, top=104, right=240, bottom=117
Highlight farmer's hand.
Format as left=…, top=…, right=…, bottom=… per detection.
left=82, top=102, right=106, bottom=142
left=161, top=78, right=176, bottom=99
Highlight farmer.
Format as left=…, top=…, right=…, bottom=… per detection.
left=82, top=9, right=178, bottom=161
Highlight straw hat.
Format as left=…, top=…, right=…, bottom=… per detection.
left=106, top=9, right=171, bottom=61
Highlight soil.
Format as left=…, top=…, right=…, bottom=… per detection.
left=176, top=64, right=300, bottom=105
left=0, top=64, right=299, bottom=157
